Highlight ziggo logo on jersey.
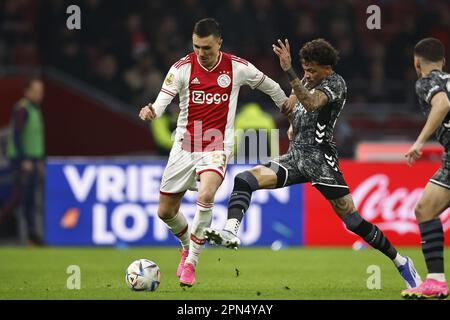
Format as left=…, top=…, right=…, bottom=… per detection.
left=192, top=90, right=229, bottom=105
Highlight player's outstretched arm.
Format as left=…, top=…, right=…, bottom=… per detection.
left=143, top=61, right=183, bottom=120
left=405, top=92, right=450, bottom=166
left=273, top=39, right=327, bottom=112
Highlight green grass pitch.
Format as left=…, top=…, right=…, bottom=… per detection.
left=0, top=246, right=448, bottom=300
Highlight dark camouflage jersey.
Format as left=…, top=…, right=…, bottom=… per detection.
left=415, top=70, right=450, bottom=149
left=291, top=72, right=347, bottom=149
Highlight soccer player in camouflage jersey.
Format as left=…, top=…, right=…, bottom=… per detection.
left=401, top=38, right=450, bottom=299
left=205, top=38, right=422, bottom=291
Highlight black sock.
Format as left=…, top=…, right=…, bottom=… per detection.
left=228, top=171, right=259, bottom=223
left=419, top=219, right=444, bottom=274
left=343, top=212, right=397, bottom=260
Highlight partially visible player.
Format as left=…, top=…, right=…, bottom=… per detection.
left=139, top=18, right=292, bottom=287
left=402, top=38, right=450, bottom=299
left=205, top=38, right=422, bottom=291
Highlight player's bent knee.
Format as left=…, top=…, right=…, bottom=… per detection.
left=414, top=201, right=438, bottom=222
left=157, top=207, right=178, bottom=220
left=235, top=171, right=260, bottom=191
left=197, top=190, right=215, bottom=205
left=157, top=199, right=181, bottom=220
left=261, top=162, right=287, bottom=188
left=414, top=202, right=424, bottom=218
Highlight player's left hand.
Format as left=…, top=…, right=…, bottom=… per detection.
left=405, top=141, right=424, bottom=166
left=281, top=95, right=297, bottom=117
left=273, top=39, right=292, bottom=71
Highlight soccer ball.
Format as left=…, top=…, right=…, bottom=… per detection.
left=125, top=259, right=161, bottom=292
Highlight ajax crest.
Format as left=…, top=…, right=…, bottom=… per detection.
left=217, top=74, right=231, bottom=88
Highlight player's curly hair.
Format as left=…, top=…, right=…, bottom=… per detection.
left=299, top=39, right=339, bottom=67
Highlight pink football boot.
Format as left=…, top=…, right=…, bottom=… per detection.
left=179, top=262, right=196, bottom=287
left=402, top=278, right=449, bottom=299
left=176, top=249, right=189, bottom=278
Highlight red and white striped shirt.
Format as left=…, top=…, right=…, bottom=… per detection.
left=152, top=51, right=287, bottom=152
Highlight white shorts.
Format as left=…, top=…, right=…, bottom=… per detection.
left=160, top=143, right=230, bottom=195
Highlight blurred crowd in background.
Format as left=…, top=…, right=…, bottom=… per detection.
left=1, top=0, right=450, bottom=156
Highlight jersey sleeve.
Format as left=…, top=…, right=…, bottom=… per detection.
left=152, top=64, right=184, bottom=118
left=235, top=60, right=287, bottom=108
left=415, top=76, right=447, bottom=105
left=315, top=75, right=346, bottom=104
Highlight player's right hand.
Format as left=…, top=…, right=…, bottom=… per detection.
left=139, top=104, right=156, bottom=121
left=272, top=39, right=292, bottom=71
left=405, top=141, right=424, bottom=167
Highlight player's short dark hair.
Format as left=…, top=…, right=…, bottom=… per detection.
left=299, top=38, right=339, bottom=67
left=193, top=18, right=221, bottom=38
left=414, top=38, right=445, bottom=62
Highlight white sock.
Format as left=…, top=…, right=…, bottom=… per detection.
left=161, top=211, right=190, bottom=250
left=185, top=238, right=203, bottom=267
left=185, top=203, right=213, bottom=267
left=224, top=218, right=240, bottom=236
left=393, top=253, right=407, bottom=267
left=427, top=273, right=446, bottom=282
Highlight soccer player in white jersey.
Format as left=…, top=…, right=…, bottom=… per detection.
left=139, top=18, right=292, bottom=287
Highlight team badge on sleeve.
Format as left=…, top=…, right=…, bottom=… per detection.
left=165, top=73, right=174, bottom=85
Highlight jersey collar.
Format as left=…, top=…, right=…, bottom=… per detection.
left=197, top=52, right=222, bottom=72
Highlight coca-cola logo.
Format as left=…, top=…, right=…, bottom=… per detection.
left=351, top=174, right=450, bottom=235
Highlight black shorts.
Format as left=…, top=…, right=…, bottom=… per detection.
left=265, top=144, right=350, bottom=200
left=430, top=150, right=450, bottom=190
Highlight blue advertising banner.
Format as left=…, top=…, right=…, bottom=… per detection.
left=45, top=159, right=304, bottom=246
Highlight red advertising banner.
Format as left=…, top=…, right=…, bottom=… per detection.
left=304, top=160, right=450, bottom=246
